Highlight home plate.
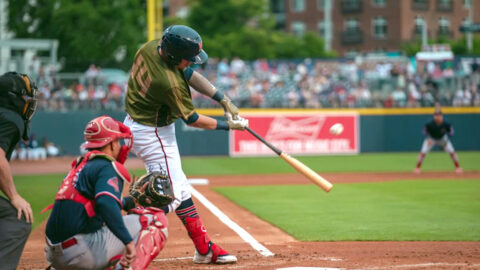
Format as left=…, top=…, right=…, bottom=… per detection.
left=188, top=178, right=209, bottom=185
left=276, top=266, right=343, bottom=270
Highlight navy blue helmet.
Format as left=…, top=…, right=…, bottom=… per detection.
left=160, top=25, right=208, bottom=65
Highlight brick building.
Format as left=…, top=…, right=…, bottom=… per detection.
left=272, top=0, right=480, bottom=56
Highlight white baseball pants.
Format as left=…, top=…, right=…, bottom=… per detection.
left=124, top=115, right=190, bottom=212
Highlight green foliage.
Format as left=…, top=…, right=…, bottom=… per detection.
left=216, top=180, right=480, bottom=241
left=8, top=0, right=146, bottom=71
left=184, top=0, right=333, bottom=59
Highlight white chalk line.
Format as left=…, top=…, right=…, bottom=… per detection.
left=191, top=187, right=275, bottom=257
left=355, top=262, right=480, bottom=270
left=153, top=256, right=193, bottom=262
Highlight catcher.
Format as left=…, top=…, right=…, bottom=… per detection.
left=414, top=109, right=462, bottom=174
left=44, top=115, right=174, bottom=270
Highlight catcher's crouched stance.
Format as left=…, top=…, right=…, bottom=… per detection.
left=44, top=116, right=173, bottom=270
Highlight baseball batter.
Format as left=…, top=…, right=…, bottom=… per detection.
left=124, top=25, right=247, bottom=264
left=414, top=109, right=462, bottom=174
left=44, top=116, right=169, bottom=270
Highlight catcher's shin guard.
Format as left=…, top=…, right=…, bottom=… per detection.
left=127, top=207, right=169, bottom=270
left=184, top=217, right=237, bottom=264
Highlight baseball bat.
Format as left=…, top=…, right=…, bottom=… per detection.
left=245, top=127, right=333, bottom=192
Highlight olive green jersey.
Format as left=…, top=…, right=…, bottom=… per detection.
left=125, top=39, right=195, bottom=127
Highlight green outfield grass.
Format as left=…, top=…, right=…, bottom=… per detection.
left=178, top=151, right=480, bottom=175
left=10, top=174, right=63, bottom=229
left=10, top=151, right=480, bottom=230
left=215, top=180, right=480, bottom=241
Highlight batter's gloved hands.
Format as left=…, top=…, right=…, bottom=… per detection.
left=219, top=96, right=239, bottom=120
left=226, top=113, right=249, bottom=131
left=129, top=171, right=174, bottom=208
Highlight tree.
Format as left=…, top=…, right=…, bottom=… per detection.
left=181, top=0, right=333, bottom=60
left=8, top=0, right=146, bottom=71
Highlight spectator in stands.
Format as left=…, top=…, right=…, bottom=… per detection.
left=392, top=88, right=407, bottom=107
left=85, top=64, right=99, bottom=85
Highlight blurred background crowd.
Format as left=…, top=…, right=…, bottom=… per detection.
left=32, top=57, right=480, bottom=112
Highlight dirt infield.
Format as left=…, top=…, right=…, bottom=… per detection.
left=14, top=158, right=480, bottom=269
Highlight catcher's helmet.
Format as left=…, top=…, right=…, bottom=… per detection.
left=82, top=116, right=132, bottom=149
left=160, top=25, right=208, bottom=65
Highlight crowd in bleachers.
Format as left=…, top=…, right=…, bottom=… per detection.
left=30, top=63, right=126, bottom=112
left=193, top=58, right=480, bottom=109
left=31, top=58, right=480, bottom=111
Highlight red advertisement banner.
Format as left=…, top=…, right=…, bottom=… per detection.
left=230, top=113, right=359, bottom=156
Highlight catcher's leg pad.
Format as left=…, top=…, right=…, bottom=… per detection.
left=128, top=207, right=169, bottom=270
left=184, top=217, right=237, bottom=264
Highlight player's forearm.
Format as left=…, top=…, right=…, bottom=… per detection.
left=0, top=148, right=19, bottom=200
left=188, top=114, right=219, bottom=130
left=187, top=70, right=218, bottom=98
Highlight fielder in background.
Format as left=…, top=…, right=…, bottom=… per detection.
left=414, top=109, right=462, bottom=174
left=0, top=72, right=37, bottom=270
left=124, top=25, right=248, bottom=264
left=44, top=116, right=169, bottom=270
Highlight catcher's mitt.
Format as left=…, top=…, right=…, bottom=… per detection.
left=129, top=171, right=174, bottom=208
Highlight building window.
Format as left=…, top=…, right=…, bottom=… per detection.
left=318, top=21, right=325, bottom=36
left=271, top=0, right=286, bottom=13
left=345, top=18, right=360, bottom=31
left=437, top=0, right=453, bottom=11
left=318, top=0, right=324, bottom=10
left=291, top=21, right=306, bottom=36
left=372, top=0, right=387, bottom=7
left=438, top=16, right=450, bottom=35
left=342, top=0, right=362, bottom=12
left=291, top=0, right=305, bottom=12
left=463, top=0, right=472, bottom=8
left=412, top=0, right=429, bottom=10
left=372, top=16, right=387, bottom=39
left=414, top=15, right=425, bottom=35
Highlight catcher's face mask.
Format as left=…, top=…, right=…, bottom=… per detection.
left=20, top=74, right=38, bottom=121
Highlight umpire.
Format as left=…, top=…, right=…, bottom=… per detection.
left=0, top=72, right=38, bottom=269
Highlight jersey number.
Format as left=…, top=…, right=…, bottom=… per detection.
left=131, top=55, right=151, bottom=98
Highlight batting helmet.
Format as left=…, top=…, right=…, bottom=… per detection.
left=160, top=25, right=208, bottom=65
left=81, top=116, right=132, bottom=149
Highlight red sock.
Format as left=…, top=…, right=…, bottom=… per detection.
left=449, top=152, right=460, bottom=168
left=416, top=153, right=426, bottom=168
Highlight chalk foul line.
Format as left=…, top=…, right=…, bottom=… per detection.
left=191, top=187, right=275, bottom=257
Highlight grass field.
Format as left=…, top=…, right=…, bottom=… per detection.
left=169, top=151, right=480, bottom=175
left=215, top=180, right=480, bottom=241
left=11, top=151, right=480, bottom=230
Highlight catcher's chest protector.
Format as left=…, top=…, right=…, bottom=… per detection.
left=54, top=151, right=122, bottom=217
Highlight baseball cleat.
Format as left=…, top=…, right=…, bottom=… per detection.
left=193, top=241, right=237, bottom=264
left=456, top=167, right=463, bottom=174
left=413, top=168, right=421, bottom=174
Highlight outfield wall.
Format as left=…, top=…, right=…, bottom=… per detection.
left=30, top=108, right=480, bottom=156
